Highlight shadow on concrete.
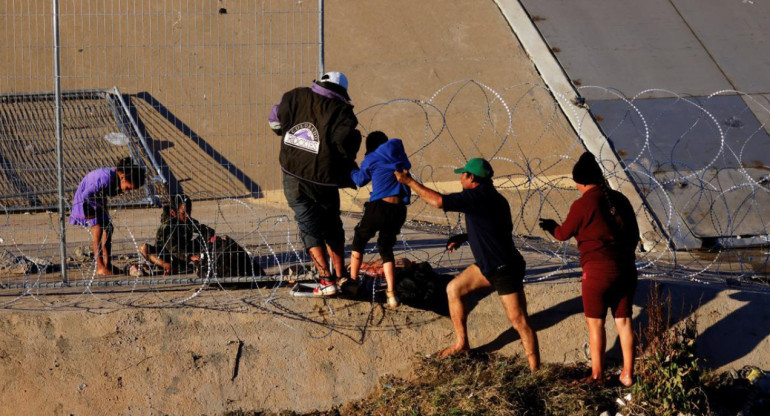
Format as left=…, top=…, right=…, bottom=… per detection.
left=473, top=275, right=770, bottom=371
left=473, top=294, right=584, bottom=354
left=623, top=280, right=769, bottom=369
left=130, top=92, right=263, bottom=198
left=697, top=290, right=770, bottom=368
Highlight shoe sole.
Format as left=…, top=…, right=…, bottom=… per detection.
left=313, top=286, right=339, bottom=296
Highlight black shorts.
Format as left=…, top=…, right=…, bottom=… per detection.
left=484, top=262, right=525, bottom=296
left=351, top=199, right=407, bottom=263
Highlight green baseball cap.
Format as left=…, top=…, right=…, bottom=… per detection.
left=453, top=158, right=494, bottom=179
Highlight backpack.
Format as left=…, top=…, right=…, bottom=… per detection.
left=199, top=235, right=260, bottom=278
left=395, top=261, right=451, bottom=315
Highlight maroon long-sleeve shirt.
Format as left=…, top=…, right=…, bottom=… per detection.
left=552, top=186, right=639, bottom=267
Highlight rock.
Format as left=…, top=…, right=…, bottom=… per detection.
left=0, top=249, right=15, bottom=271
left=73, top=246, right=94, bottom=262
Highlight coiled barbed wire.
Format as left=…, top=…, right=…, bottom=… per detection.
left=1, top=82, right=768, bottom=339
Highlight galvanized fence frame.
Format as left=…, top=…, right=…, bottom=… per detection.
left=0, top=0, right=325, bottom=283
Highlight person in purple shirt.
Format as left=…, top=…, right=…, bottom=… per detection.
left=70, top=157, right=146, bottom=276
left=343, top=131, right=411, bottom=308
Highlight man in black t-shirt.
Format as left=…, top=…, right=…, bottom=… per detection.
left=395, top=158, right=540, bottom=371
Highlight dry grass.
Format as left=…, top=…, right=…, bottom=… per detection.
left=336, top=354, right=619, bottom=416
left=225, top=283, right=770, bottom=416
left=226, top=351, right=769, bottom=415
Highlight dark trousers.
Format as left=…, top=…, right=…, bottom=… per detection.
left=282, top=173, right=344, bottom=250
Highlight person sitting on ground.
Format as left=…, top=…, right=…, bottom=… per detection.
left=539, top=151, right=640, bottom=386
left=70, top=157, right=146, bottom=276
left=140, top=194, right=215, bottom=276
left=343, top=131, right=411, bottom=308
left=395, top=158, right=540, bottom=371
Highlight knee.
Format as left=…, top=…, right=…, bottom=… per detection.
left=614, top=317, right=632, bottom=330
left=139, top=243, right=148, bottom=256
left=378, top=246, right=395, bottom=264
left=509, top=312, right=529, bottom=330
left=351, top=236, right=367, bottom=254
left=446, top=281, right=462, bottom=301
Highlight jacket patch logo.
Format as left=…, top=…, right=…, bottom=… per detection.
left=284, top=122, right=320, bottom=153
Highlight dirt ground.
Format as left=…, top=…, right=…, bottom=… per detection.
left=1, top=275, right=768, bottom=415
left=2, top=1, right=770, bottom=415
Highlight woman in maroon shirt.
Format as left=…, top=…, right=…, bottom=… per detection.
left=539, top=152, right=639, bottom=386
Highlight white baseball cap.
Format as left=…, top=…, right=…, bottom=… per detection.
left=320, top=72, right=349, bottom=90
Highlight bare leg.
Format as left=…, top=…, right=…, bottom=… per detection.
left=382, top=261, right=396, bottom=293
left=307, top=246, right=331, bottom=278
left=383, top=261, right=400, bottom=309
left=438, top=264, right=491, bottom=358
left=586, top=317, right=606, bottom=381
left=499, top=291, right=541, bottom=371
left=103, top=224, right=116, bottom=273
left=349, top=251, right=363, bottom=281
left=615, top=316, right=634, bottom=386
left=140, top=244, right=173, bottom=275
left=90, top=224, right=112, bottom=276
left=327, top=242, right=345, bottom=278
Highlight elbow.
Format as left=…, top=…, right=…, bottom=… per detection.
left=552, top=229, right=568, bottom=241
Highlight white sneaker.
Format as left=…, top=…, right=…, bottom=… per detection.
left=313, top=278, right=339, bottom=296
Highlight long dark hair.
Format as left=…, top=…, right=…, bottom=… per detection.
left=597, top=179, right=625, bottom=235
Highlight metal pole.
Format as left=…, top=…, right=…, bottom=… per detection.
left=318, top=0, right=324, bottom=76
left=53, top=0, right=68, bottom=283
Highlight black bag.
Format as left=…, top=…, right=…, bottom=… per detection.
left=199, top=235, right=258, bottom=278
left=395, top=262, right=451, bottom=315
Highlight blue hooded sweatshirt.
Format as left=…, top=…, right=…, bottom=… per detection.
left=351, top=139, right=412, bottom=204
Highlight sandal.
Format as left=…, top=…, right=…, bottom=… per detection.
left=386, top=290, right=400, bottom=309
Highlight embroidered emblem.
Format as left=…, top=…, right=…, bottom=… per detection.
left=283, top=122, right=320, bottom=153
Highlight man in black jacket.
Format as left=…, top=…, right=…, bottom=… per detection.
left=268, top=72, right=362, bottom=295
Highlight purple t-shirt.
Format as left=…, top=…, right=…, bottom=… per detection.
left=69, top=168, right=119, bottom=227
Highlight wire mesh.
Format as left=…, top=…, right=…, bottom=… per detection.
left=0, top=2, right=768, bottom=318
left=1, top=0, right=322, bottom=203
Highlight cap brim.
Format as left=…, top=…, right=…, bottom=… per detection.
left=454, top=168, right=465, bottom=174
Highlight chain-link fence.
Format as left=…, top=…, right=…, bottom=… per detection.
left=1, top=2, right=768, bottom=300
left=1, top=0, right=322, bottom=285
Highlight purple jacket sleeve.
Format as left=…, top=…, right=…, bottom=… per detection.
left=268, top=102, right=282, bottom=135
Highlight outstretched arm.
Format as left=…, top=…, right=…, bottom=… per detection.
left=394, top=169, right=443, bottom=209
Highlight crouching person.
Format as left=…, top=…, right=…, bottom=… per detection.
left=140, top=194, right=215, bottom=275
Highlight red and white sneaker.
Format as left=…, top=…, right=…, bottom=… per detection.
left=313, top=278, right=339, bottom=296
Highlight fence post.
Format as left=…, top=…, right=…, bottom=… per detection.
left=53, top=0, right=68, bottom=283
left=319, top=0, right=324, bottom=76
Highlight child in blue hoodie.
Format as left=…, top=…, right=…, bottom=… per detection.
left=346, top=131, right=411, bottom=308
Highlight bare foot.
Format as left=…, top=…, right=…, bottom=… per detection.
left=437, top=344, right=469, bottom=358
left=573, top=375, right=604, bottom=387
left=619, top=371, right=633, bottom=387
left=96, top=267, right=114, bottom=277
